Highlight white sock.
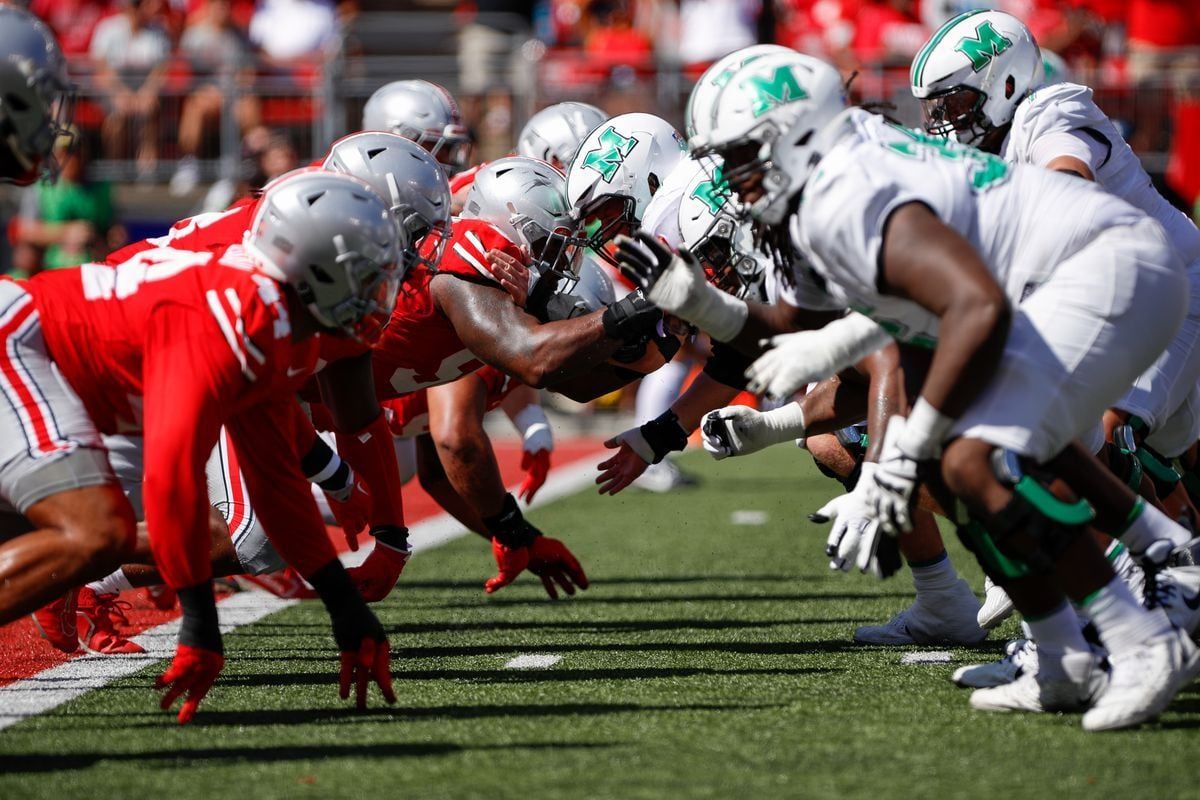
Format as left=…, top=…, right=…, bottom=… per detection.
left=635, top=358, right=690, bottom=424
left=1025, top=601, right=1091, bottom=681
left=88, top=569, right=134, bottom=596
left=1120, top=498, right=1189, bottom=552
left=910, top=553, right=958, bottom=594
left=1080, top=575, right=1171, bottom=656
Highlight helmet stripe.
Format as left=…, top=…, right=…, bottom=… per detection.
left=911, top=9, right=989, bottom=87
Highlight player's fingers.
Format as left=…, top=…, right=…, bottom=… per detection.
left=160, top=675, right=192, bottom=710
left=603, top=436, right=623, bottom=450
left=550, top=569, right=577, bottom=597
left=346, top=529, right=360, bottom=552
left=339, top=651, right=354, bottom=700
left=561, top=553, right=588, bottom=590
left=539, top=573, right=559, bottom=600
left=373, top=642, right=397, bottom=705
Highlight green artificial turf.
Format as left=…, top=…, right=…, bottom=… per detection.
left=2, top=447, right=1198, bottom=799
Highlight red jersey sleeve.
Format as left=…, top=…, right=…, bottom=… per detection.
left=103, top=200, right=257, bottom=265
left=429, top=219, right=524, bottom=286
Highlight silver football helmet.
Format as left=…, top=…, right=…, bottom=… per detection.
left=361, top=80, right=471, bottom=175
left=517, top=102, right=608, bottom=169
left=0, top=6, right=73, bottom=185
left=323, top=131, right=452, bottom=275
left=245, top=169, right=403, bottom=344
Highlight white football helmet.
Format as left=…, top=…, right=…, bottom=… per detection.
left=245, top=169, right=402, bottom=344
left=517, top=102, right=608, bottom=169
left=565, top=112, right=688, bottom=262
left=361, top=80, right=471, bottom=175
left=323, top=131, right=451, bottom=275
left=910, top=10, right=1042, bottom=144
left=678, top=161, right=762, bottom=300
left=1040, top=49, right=1072, bottom=86
left=0, top=6, right=73, bottom=185
left=685, top=44, right=794, bottom=141
left=693, top=53, right=847, bottom=225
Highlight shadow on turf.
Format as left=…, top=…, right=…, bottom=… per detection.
left=438, top=590, right=915, bottom=608
left=394, top=574, right=807, bottom=589
left=0, top=740, right=618, bottom=774
left=248, top=617, right=868, bottom=635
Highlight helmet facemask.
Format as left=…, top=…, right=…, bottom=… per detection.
left=571, top=189, right=639, bottom=268
left=919, top=84, right=990, bottom=144
left=405, top=126, right=471, bottom=176
left=313, top=233, right=401, bottom=345
left=2, top=62, right=74, bottom=184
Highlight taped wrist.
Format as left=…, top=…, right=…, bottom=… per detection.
left=640, top=410, right=689, bottom=464
left=484, top=493, right=541, bottom=548
left=898, top=398, right=955, bottom=459
left=178, top=582, right=222, bottom=654
left=676, top=282, right=747, bottom=343
left=512, top=404, right=552, bottom=453
left=760, top=402, right=807, bottom=445
left=307, top=559, right=382, bottom=651
left=370, top=524, right=410, bottom=554
left=302, top=436, right=354, bottom=499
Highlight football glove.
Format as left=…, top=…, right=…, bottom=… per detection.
left=810, top=464, right=900, bottom=578
left=309, top=560, right=397, bottom=710
left=868, top=417, right=920, bottom=536
left=326, top=477, right=371, bottom=552
left=701, top=403, right=806, bottom=460
left=518, top=449, right=551, bottom=504
left=157, top=643, right=225, bottom=725
left=486, top=535, right=590, bottom=600
left=743, top=315, right=892, bottom=398
left=346, top=526, right=411, bottom=602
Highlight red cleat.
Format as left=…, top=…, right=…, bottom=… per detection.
left=76, top=588, right=145, bottom=655
left=142, top=584, right=177, bottom=611
left=30, top=589, right=80, bottom=653
left=240, top=568, right=317, bottom=599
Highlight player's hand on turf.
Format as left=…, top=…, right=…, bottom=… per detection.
left=346, top=526, right=411, bottom=602
left=596, top=435, right=651, bottom=495
left=701, top=406, right=771, bottom=459
left=326, top=476, right=371, bottom=552
left=156, top=643, right=224, bottom=725
left=615, top=231, right=705, bottom=317
left=518, top=448, right=551, bottom=504
left=339, top=635, right=396, bottom=711
left=486, top=535, right=589, bottom=599
left=486, top=248, right=530, bottom=307
left=315, top=561, right=397, bottom=710
left=811, top=464, right=894, bottom=578
left=869, top=418, right=920, bottom=536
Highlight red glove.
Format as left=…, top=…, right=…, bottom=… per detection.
left=485, top=535, right=589, bottom=600
left=327, top=479, right=371, bottom=552
left=339, top=636, right=397, bottom=710
left=346, top=528, right=411, bottom=602
left=517, top=449, right=551, bottom=504
left=156, top=644, right=225, bottom=725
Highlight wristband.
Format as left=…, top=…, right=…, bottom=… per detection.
left=483, top=493, right=541, bottom=548
left=512, top=404, right=553, bottom=454
left=307, top=559, right=378, bottom=651
left=677, top=282, right=748, bottom=343
left=371, top=524, right=410, bottom=553
left=178, top=581, right=222, bottom=654
left=898, top=399, right=955, bottom=460
left=640, top=410, right=689, bottom=463
left=760, top=402, right=807, bottom=445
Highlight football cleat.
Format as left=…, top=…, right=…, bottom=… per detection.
left=76, top=588, right=145, bottom=655
left=30, top=589, right=80, bottom=654
left=854, top=579, right=987, bottom=645
left=970, top=652, right=1106, bottom=714
left=1082, top=628, right=1200, bottom=731
left=953, top=636, right=1038, bottom=689
left=239, top=568, right=317, bottom=599
left=977, top=576, right=1015, bottom=630
left=142, top=584, right=177, bottom=611
left=1146, top=566, right=1200, bottom=638
left=632, top=459, right=698, bottom=494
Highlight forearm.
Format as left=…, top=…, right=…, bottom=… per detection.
left=415, top=436, right=488, bottom=537
left=431, top=420, right=508, bottom=519
left=334, top=413, right=405, bottom=528
left=728, top=300, right=841, bottom=357
left=672, top=374, right=741, bottom=432
left=550, top=362, right=638, bottom=402
left=861, top=347, right=905, bottom=463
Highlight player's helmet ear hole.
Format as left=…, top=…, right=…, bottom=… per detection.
left=1005, top=76, right=1015, bottom=99
left=647, top=173, right=660, bottom=195
left=310, top=264, right=335, bottom=284
left=797, top=130, right=814, bottom=146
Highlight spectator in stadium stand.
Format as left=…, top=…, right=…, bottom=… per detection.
left=11, top=130, right=126, bottom=275
left=582, top=1, right=653, bottom=78
left=678, top=0, right=759, bottom=77
left=849, top=0, right=927, bottom=68
left=169, top=0, right=263, bottom=196
left=248, top=0, right=339, bottom=63
left=1125, top=0, right=1200, bottom=174
left=88, top=0, right=172, bottom=180
left=245, top=129, right=299, bottom=193
left=457, top=0, right=535, bottom=159
left=28, top=0, right=113, bottom=57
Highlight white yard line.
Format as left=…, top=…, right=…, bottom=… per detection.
left=899, top=651, right=953, bottom=665
left=503, top=654, right=563, bottom=669
left=0, top=455, right=602, bottom=731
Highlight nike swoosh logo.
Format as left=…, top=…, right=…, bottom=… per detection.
left=287, top=366, right=307, bottom=378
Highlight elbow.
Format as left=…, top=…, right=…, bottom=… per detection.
left=517, top=362, right=552, bottom=389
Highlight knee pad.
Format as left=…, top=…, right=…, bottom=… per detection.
left=1126, top=417, right=1182, bottom=497
left=1106, top=424, right=1144, bottom=491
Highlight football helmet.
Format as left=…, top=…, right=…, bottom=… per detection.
left=323, top=131, right=451, bottom=275
left=361, top=80, right=471, bottom=175
left=693, top=52, right=846, bottom=225
left=517, top=101, right=608, bottom=169
left=245, top=169, right=403, bottom=344
left=573, top=254, right=616, bottom=312
left=685, top=44, right=794, bottom=141
left=678, top=161, right=763, bottom=300
left=0, top=6, right=73, bottom=185
left=910, top=10, right=1042, bottom=144
left=565, top=112, right=688, bottom=263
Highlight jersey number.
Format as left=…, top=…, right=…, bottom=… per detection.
left=885, top=126, right=1009, bottom=191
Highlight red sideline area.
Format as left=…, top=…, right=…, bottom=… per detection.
left=0, top=437, right=606, bottom=687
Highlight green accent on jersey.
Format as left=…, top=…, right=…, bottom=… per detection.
left=911, top=8, right=988, bottom=87
left=850, top=304, right=937, bottom=349
left=885, top=125, right=1009, bottom=191
left=742, top=65, right=809, bottom=118
left=581, top=127, right=639, bottom=183
left=954, top=21, right=1014, bottom=72
left=690, top=164, right=731, bottom=215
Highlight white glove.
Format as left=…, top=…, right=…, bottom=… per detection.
left=701, top=402, right=806, bottom=460
left=867, top=416, right=920, bottom=536
left=812, top=463, right=886, bottom=576
left=744, top=313, right=892, bottom=399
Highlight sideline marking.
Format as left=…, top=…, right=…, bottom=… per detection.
left=0, top=452, right=603, bottom=731
left=504, top=654, right=563, bottom=669
left=730, top=510, right=769, bottom=526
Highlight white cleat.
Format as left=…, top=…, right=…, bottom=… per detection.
left=977, top=576, right=1015, bottom=630
left=1082, top=628, right=1200, bottom=732
left=1112, top=545, right=1147, bottom=605
left=1146, top=566, right=1200, bottom=639
left=953, top=637, right=1038, bottom=689
left=970, top=652, right=1105, bottom=713
left=854, top=579, right=988, bottom=645
left=632, top=460, right=697, bottom=493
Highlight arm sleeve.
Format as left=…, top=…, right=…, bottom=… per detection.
left=335, top=411, right=406, bottom=528
left=225, top=398, right=339, bottom=578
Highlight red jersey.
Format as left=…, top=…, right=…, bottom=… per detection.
left=105, top=199, right=259, bottom=266
left=25, top=245, right=334, bottom=588
left=368, top=217, right=521, bottom=398
left=382, top=365, right=517, bottom=438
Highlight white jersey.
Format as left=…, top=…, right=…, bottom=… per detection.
left=1005, top=82, right=1200, bottom=266
left=795, top=109, right=1147, bottom=346
left=641, top=159, right=707, bottom=246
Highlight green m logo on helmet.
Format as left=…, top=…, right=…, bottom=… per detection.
left=955, top=21, right=1013, bottom=72
left=581, top=126, right=639, bottom=182
left=691, top=165, right=732, bottom=216
left=742, top=66, right=809, bottom=118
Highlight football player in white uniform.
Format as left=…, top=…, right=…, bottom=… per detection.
left=621, top=52, right=1200, bottom=731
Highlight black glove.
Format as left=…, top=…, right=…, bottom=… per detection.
left=602, top=289, right=662, bottom=342
left=615, top=230, right=678, bottom=293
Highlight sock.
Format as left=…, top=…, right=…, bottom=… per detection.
left=88, top=569, right=134, bottom=596
left=910, top=551, right=958, bottom=594
left=1079, top=575, right=1171, bottom=656
left=635, top=358, right=689, bottom=424
left=1025, top=601, right=1092, bottom=681
left=1118, top=498, right=1189, bottom=552
left=1105, top=540, right=1145, bottom=602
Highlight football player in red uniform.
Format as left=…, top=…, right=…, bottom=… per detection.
left=0, top=170, right=403, bottom=722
